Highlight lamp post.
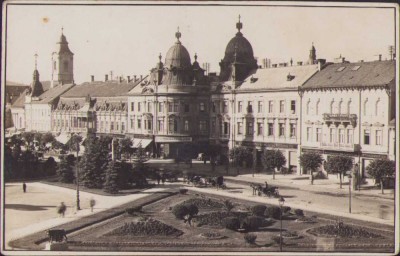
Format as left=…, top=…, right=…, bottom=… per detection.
left=278, top=196, right=285, bottom=252
left=348, top=173, right=352, bottom=213
left=75, top=139, right=80, bottom=211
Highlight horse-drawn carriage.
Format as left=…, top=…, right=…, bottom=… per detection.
left=187, top=174, right=226, bottom=189
left=250, top=182, right=279, bottom=198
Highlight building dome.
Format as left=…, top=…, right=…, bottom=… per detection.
left=165, top=34, right=191, bottom=68
left=223, top=32, right=254, bottom=64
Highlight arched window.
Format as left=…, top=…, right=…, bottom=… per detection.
left=338, top=100, right=343, bottom=114
left=347, top=100, right=352, bottom=114
left=363, top=98, right=368, bottom=116
left=330, top=100, right=334, bottom=114
left=306, top=99, right=311, bottom=115
left=315, top=99, right=320, bottom=115
left=53, top=61, right=57, bottom=70
left=375, top=98, right=381, bottom=116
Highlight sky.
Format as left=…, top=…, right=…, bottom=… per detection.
left=4, top=1, right=396, bottom=85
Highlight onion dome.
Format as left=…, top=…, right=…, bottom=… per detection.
left=30, top=54, right=44, bottom=97
left=156, top=53, right=164, bottom=70
left=165, top=27, right=191, bottom=68
left=192, top=53, right=201, bottom=70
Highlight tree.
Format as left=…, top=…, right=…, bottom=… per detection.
left=118, top=138, right=133, bottom=160
left=67, top=134, right=83, bottom=153
left=133, top=144, right=148, bottom=171
left=262, top=149, right=287, bottom=180
left=21, top=132, right=35, bottom=150
left=44, top=157, right=57, bottom=176
left=42, top=132, right=55, bottom=146
left=229, top=146, right=253, bottom=169
left=103, top=160, right=120, bottom=194
left=366, top=159, right=395, bottom=194
left=325, top=155, right=353, bottom=189
left=57, top=154, right=75, bottom=183
left=299, top=152, right=323, bottom=185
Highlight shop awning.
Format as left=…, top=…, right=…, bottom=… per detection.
left=131, top=138, right=152, bottom=148
left=55, top=133, right=70, bottom=144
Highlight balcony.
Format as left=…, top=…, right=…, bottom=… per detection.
left=320, top=142, right=360, bottom=152
left=323, top=113, right=357, bottom=127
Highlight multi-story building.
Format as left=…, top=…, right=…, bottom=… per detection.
left=300, top=60, right=396, bottom=177
left=127, top=29, right=211, bottom=158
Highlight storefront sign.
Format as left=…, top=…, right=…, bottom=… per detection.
left=155, top=136, right=192, bottom=143
left=361, top=153, right=387, bottom=159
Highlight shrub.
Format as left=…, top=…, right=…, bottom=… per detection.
left=244, top=233, right=257, bottom=244
left=106, top=218, right=183, bottom=237
left=251, top=204, right=267, bottom=217
left=282, top=206, right=291, bottom=214
left=294, top=209, right=304, bottom=216
left=223, top=200, right=235, bottom=212
left=125, top=206, right=142, bottom=215
left=272, top=236, right=283, bottom=244
left=172, top=203, right=198, bottom=220
left=179, top=188, right=188, bottom=194
left=224, top=217, right=241, bottom=230
left=242, top=216, right=264, bottom=231
left=265, top=206, right=282, bottom=219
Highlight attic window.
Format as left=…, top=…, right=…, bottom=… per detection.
left=351, top=66, right=361, bottom=71
left=287, top=73, right=295, bottom=81
left=250, top=77, right=258, bottom=83
left=336, top=67, right=346, bottom=72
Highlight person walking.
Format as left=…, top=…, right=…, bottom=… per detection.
left=22, top=182, right=27, bottom=193
left=57, top=202, right=67, bottom=217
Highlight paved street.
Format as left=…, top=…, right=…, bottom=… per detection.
left=3, top=182, right=166, bottom=249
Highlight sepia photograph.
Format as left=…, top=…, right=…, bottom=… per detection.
left=1, top=0, right=398, bottom=255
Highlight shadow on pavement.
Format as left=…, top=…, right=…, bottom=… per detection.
left=5, top=204, right=57, bottom=211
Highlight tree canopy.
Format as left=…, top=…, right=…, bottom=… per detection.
left=262, top=149, right=286, bottom=179
left=325, top=155, right=353, bottom=188
left=299, top=152, right=324, bottom=185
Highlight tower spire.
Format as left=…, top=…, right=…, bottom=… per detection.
left=236, top=14, right=243, bottom=33
left=175, top=26, right=181, bottom=42
left=34, top=53, right=38, bottom=70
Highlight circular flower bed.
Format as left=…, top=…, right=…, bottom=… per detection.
left=105, top=218, right=183, bottom=237
left=200, top=232, right=225, bottom=240
left=295, top=216, right=317, bottom=223
left=182, top=198, right=224, bottom=209
left=307, top=221, right=383, bottom=238
left=281, top=231, right=300, bottom=239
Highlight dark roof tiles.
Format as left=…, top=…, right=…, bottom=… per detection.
left=62, top=81, right=139, bottom=98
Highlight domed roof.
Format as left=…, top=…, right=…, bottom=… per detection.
left=223, top=32, right=254, bottom=63
left=165, top=29, right=191, bottom=68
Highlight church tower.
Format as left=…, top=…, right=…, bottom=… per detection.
left=51, top=28, right=74, bottom=87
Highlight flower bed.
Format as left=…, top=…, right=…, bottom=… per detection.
left=307, top=222, right=383, bottom=238
left=281, top=231, right=300, bottom=239
left=295, top=216, right=317, bottom=223
left=181, top=197, right=224, bottom=209
left=105, top=218, right=183, bottom=237
left=200, top=232, right=225, bottom=240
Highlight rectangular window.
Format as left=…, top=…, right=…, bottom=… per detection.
left=199, top=120, right=207, bottom=131
left=247, top=101, right=253, bottom=113
left=131, top=102, right=134, bottom=111
left=316, top=128, right=322, bottom=142
left=168, top=102, right=173, bottom=112
left=148, top=120, right=152, bottom=130
left=130, top=119, right=134, bottom=129
left=257, top=122, right=263, bottom=135
left=121, top=122, right=125, bottom=131
left=268, top=123, right=274, bottom=136
left=290, top=124, right=296, bottom=138
left=158, top=102, right=164, bottom=112
left=238, top=101, right=243, bottom=113
left=100, top=121, right=104, bottom=130
left=110, top=121, right=114, bottom=131
left=237, top=122, right=243, bottom=135
left=224, top=122, right=229, bottom=135
left=347, top=129, right=353, bottom=144
left=364, top=130, right=370, bottom=145
left=138, top=102, right=141, bottom=112
left=223, top=101, right=228, bottom=113
left=291, top=100, right=296, bottom=114
left=137, top=119, right=141, bottom=129
left=280, top=100, right=285, bottom=113
left=258, top=101, right=263, bottom=113
left=184, top=120, right=189, bottom=132
left=339, top=129, right=345, bottom=144
left=330, top=128, right=335, bottom=143
left=211, top=120, right=216, bottom=134
left=375, top=130, right=382, bottom=145
left=174, top=102, right=179, bottom=112
left=212, top=102, right=216, bottom=113
left=268, top=101, right=274, bottom=113
left=279, top=123, right=285, bottom=137
left=158, top=120, right=163, bottom=132
left=184, top=104, right=189, bottom=112
left=247, top=121, right=254, bottom=135
left=199, top=102, right=205, bottom=112
left=147, top=102, right=152, bottom=112
left=116, top=122, right=119, bottom=131
left=307, top=127, right=312, bottom=142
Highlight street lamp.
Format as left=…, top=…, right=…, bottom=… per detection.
left=348, top=173, right=352, bottom=213
left=75, top=139, right=80, bottom=211
left=278, top=196, right=285, bottom=252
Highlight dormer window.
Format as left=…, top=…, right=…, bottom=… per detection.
left=336, top=67, right=345, bottom=72
left=287, top=73, right=295, bottom=81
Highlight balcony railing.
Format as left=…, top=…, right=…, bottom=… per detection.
left=323, top=113, right=357, bottom=127
left=320, top=142, right=360, bottom=152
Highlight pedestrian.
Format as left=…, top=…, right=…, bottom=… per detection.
left=156, top=173, right=161, bottom=185
left=22, top=182, right=27, bottom=193
left=89, top=198, right=96, bottom=212
left=161, top=174, right=166, bottom=185
left=265, top=181, right=268, bottom=189
left=57, top=202, right=67, bottom=217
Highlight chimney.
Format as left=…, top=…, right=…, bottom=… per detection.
left=134, top=75, right=137, bottom=82
left=297, top=61, right=303, bottom=66
left=272, top=64, right=277, bottom=68
left=317, top=59, right=326, bottom=71
left=91, top=75, right=94, bottom=82
left=127, top=76, right=131, bottom=83
left=140, top=75, right=143, bottom=81
left=119, top=76, right=123, bottom=83
left=378, top=54, right=382, bottom=61
left=105, top=74, right=108, bottom=82
left=279, top=63, right=285, bottom=67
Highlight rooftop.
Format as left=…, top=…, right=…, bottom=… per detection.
left=302, top=60, right=395, bottom=89
left=61, top=80, right=140, bottom=98
left=31, top=83, right=75, bottom=104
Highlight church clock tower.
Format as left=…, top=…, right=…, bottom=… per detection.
left=51, top=28, right=74, bottom=87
